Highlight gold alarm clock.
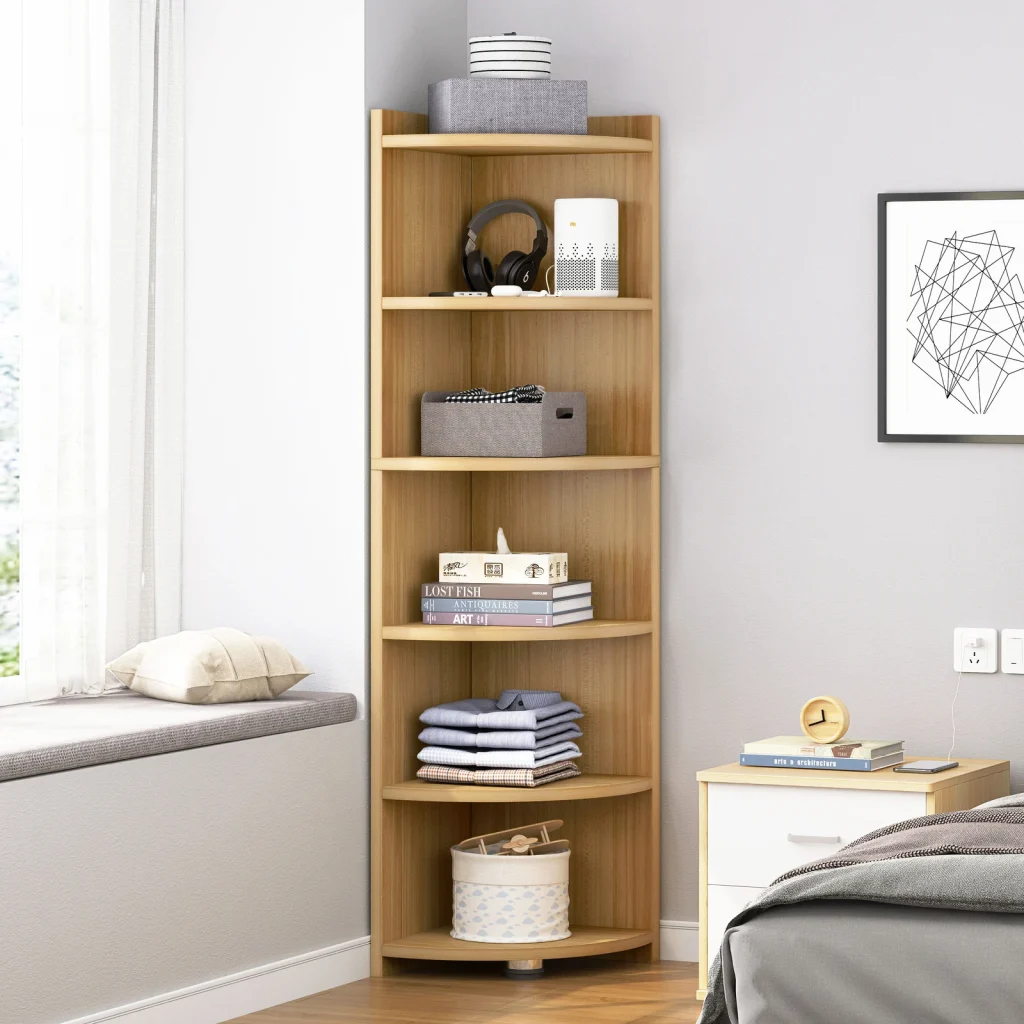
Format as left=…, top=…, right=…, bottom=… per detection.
left=799, top=695, right=851, bottom=743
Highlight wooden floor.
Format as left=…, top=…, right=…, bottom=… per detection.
left=230, top=960, right=701, bottom=1024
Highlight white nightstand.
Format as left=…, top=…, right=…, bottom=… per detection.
left=695, top=756, right=1010, bottom=999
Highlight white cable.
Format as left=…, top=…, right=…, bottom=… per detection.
left=948, top=636, right=979, bottom=760
left=545, top=264, right=555, bottom=293
left=948, top=656, right=964, bottom=761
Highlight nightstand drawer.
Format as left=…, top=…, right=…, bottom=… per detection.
left=708, top=884, right=763, bottom=964
left=707, top=782, right=926, bottom=887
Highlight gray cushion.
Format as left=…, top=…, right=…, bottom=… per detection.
left=0, top=689, right=357, bottom=782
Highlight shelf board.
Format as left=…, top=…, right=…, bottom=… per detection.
left=372, top=455, right=659, bottom=472
left=383, top=774, right=653, bottom=803
left=383, top=619, right=653, bottom=642
left=382, top=133, right=654, bottom=157
left=382, top=296, right=654, bottom=312
left=383, top=925, right=655, bottom=962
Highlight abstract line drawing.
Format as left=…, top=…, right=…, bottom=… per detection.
left=908, top=230, right=1024, bottom=414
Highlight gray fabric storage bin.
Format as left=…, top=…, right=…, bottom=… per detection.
left=421, top=392, right=586, bottom=458
left=428, top=78, right=587, bottom=135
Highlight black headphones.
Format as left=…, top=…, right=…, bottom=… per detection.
left=462, top=200, right=548, bottom=293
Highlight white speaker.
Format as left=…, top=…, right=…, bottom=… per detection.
left=554, top=198, right=619, bottom=297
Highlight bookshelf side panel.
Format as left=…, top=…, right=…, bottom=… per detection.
left=470, top=469, right=653, bottom=621
left=382, top=471, right=472, bottom=626
left=471, top=153, right=654, bottom=300
left=383, top=149, right=472, bottom=295
left=471, top=636, right=653, bottom=777
left=382, top=311, right=473, bottom=459
left=471, top=793, right=653, bottom=932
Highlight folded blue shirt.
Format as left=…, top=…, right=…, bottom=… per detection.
left=419, top=696, right=583, bottom=730
left=418, top=722, right=582, bottom=750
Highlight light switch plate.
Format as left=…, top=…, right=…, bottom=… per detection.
left=953, top=627, right=998, bottom=673
left=1001, top=630, right=1024, bottom=674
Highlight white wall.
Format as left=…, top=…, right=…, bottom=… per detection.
left=469, top=0, right=1024, bottom=925
left=183, top=0, right=367, bottom=708
left=0, top=724, right=367, bottom=1024
left=178, top=5, right=471, bottom=1010
left=365, top=0, right=466, bottom=113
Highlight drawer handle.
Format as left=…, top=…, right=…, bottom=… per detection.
left=787, top=833, right=841, bottom=845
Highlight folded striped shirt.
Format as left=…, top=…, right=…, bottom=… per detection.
left=496, top=689, right=562, bottom=710
left=417, top=723, right=582, bottom=750
left=417, top=741, right=582, bottom=769
left=416, top=761, right=582, bottom=788
left=419, top=697, right=583, bottom=731
left=443, top=384, right=545, bottom=404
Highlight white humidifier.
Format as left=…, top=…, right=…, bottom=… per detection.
left=553, top=198, right=619, bottom=297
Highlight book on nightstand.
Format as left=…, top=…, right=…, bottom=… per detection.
left=739, top=752, right=905, bottom=772
left=741, top=736, right=905, bottom=772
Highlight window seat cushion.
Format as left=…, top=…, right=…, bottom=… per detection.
left=0, top=689, right=358, bottom=782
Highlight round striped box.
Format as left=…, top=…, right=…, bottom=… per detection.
left=469, top=34, right=552, bottom=79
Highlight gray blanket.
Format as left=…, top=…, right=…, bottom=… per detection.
left=698, top=792, right=1024, bottom=1024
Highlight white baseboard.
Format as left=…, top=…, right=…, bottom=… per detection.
left=63, top=935, right=370, bottom=1024
left=660, top=919, right=698, bottom=962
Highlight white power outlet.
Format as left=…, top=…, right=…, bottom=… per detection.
left=953, top=627, right=997, bottom=673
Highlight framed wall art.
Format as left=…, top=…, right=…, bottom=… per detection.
left=879, top=191, right=1024, bottom=442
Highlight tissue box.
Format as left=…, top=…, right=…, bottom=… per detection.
left=439, top=551, right=569, bottom=585
left=428, top=78, right=588, bottom=135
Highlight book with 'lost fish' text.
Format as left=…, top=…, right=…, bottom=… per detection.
left=421, top=595, right=592, bottom=615
left=421, top=580, right=592, bottom=601
left=422, top=608, right=594, bottom=627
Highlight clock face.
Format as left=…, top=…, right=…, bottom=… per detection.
left=800, top=695, right=851, bottom=743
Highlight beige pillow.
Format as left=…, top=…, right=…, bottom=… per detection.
left=106, top=628, right=310, bottom=704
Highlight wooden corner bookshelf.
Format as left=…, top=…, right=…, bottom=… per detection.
left=369, top=109, right=661, bottom=976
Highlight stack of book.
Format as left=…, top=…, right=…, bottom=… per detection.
left=421, top=580, right=593, bottom=627
left=740, top=736, right=905, bottom=772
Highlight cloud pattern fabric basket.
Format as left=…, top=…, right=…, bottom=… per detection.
left=451, top=845, right=571, bottom=943
left=452, top=880, right=570, bottom=942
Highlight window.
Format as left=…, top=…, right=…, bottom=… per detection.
left=1, top=1, right=183, bottom=706
left=0, top=1, right=22, bottom=689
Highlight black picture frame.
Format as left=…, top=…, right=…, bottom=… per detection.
left=878, top=190, right=1024, bottom=443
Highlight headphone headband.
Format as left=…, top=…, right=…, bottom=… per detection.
left=462, top=199, right=548, bottom=293
left=464, top=200, right=547, bottom=254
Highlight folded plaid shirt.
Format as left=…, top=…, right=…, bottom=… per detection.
left=444, top=384, right=545, bottom=404
left=416, top=761, right=582, bottom=788
left=418, top=740, right=582, bottom=768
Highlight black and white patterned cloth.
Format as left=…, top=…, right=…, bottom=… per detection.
left=444, top=384, right=545, bottom=404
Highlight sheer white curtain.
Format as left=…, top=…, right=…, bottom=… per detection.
left=20, top=0, right=183, bottom=701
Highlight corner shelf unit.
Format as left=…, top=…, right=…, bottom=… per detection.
left=370, top=109, right=661, bottom=976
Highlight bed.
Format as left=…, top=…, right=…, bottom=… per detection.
left=698, top=794, right=1024, bottom=1024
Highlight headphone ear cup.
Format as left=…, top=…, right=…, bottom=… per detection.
left=463, top=251, right=495, bottom=292
left=495, top=250, right=528, bottom=286
left=514, top=258, right=539, bottom=290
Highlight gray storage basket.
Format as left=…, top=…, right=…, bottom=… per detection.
left=421, top=392, right=586, bottom=458
left=428, top=79, right=588, bottom=135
